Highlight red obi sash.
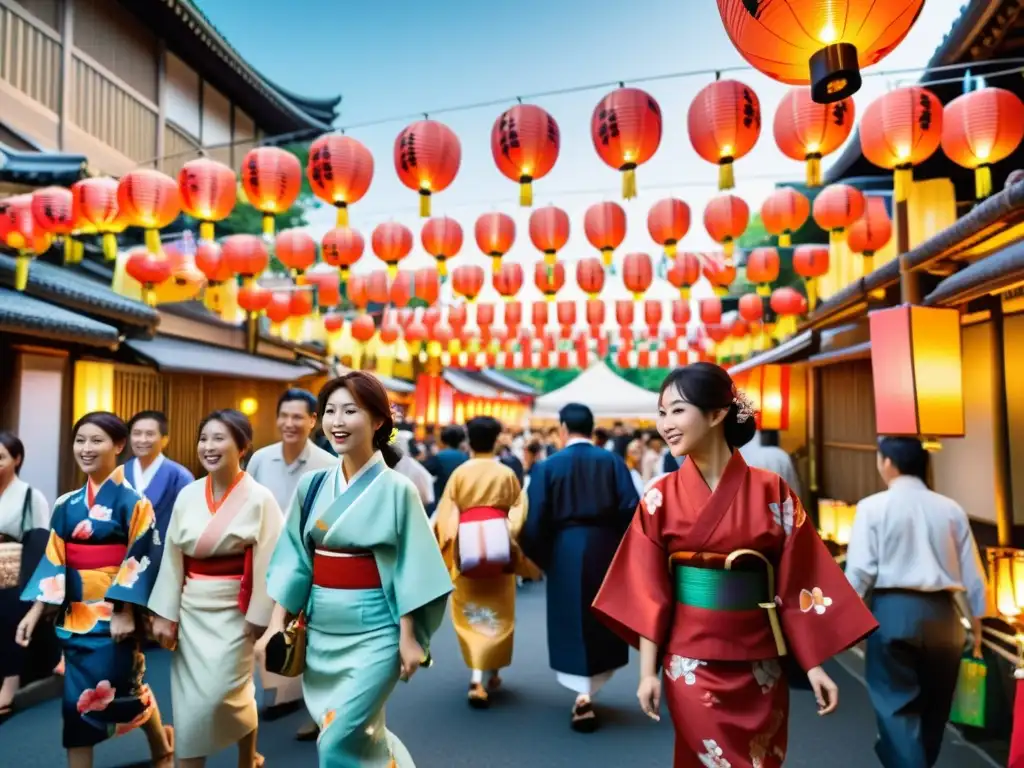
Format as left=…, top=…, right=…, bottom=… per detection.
left=312, top=549, right=381, bottom=590
left=66, top=543, right=127, bottom=571
left=183, top=550, right=254, bottom=614
left=458, top=506, right=511, bottom=579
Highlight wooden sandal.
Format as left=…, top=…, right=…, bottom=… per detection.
left=467, top=682, right=490, bottom=709
left=571, top=699, right=597, bottom=733
left=486, top=675, right=503, bottom=692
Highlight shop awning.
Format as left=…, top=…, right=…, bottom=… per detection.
left=125, top=335, right=321, bottom=381
left=532, top=362, right=659, bottom=419
left=925, top=240, right=1024, bottom=307
left=726, top=330, right=817, bottom=375
left=442, top=369, right=507, bottom=399
left=372, top=373, right=416, bottom=394
left=0, top=287, right=120, bottom=348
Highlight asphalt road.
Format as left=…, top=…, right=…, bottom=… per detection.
left=0, top=582, right=998, bottom=767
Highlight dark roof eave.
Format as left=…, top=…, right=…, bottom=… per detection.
left=925, top=239, right=1024, bottom=306
left=0, top=143, right=90, bottom=186
left=0, top=287, right=122, bottom=348
left=798, top=258, right=901, bottom=332
left=727, top=329, right=819, bottom=375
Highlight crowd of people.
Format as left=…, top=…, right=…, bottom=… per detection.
left=0, top=361, right=990, bottom=768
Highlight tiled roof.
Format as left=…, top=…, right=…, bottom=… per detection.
left=0, top=286, right=120, bottom=347
left=0, top=142, right=89, bottom=187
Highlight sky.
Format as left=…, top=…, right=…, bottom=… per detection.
left=197, top=0, right=970, bottom=307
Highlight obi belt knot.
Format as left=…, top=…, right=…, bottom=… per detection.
left=184, top=551, right=253, bottom=613
left=65, top=542, right=127, bottom=570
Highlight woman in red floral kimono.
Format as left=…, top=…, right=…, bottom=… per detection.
left=593, top=363, right=877, bottom=768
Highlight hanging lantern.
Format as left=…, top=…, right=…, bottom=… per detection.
left=615, top=300, right=635, bottom=335
left=869, top=305, right=964, bottom=438
left=703, top=194, right=749, bottom=259
left=716, top=0, right=925, bottom=103
left=324, top=314, right=345, bottom=335
left=421, top=216, right=463, bottom=277
left=528, top=205, right=570, bottom=268
left=351, top=314, right=377, bottom=344
left=688, top=79, right=762, bottom=190
left=306, top=268, right=341, bottom=310
left=737, top=365, right=792, bottom=430
left=390, top=270, right=414, bottom=307
left=414, top=266, right=441, bottom=306
left=644, top=300, right=662, bottom=337
left=72, top=177, right=123, bottom=261
left=372, top=222, right=413, bottom=278
left=703, top=254, right=737, bottom=298
left=492, top=104, right=560, bottom=206
left=860, top=86, right=943, bottom=202
left=792, top=245, right=830, bottom=309
left=582, top=201, right=627, bottom=270
left=347, top=275, right=369, bottom=309
left=394, top=119, right=461, bottom=217
left=475, top=212, right=515, bottom=272
left=745, top=247, right=780, bottom=296
left=586, top=299, right=606, bottom=332
left=774, top=88, right=855, bottom=186
left=622, top=252, right=654, bottom=301
left=738, top=293, right=764, bottom=324
left=321, top=227, right=364, bottom=281
left=672, top=299, right=691, bottom=332
left=125, top=250, right=173, bottom=306
left=812, top=183, right=865, bottom=246
left=667, top=252, right=701, bottom=300
left=275, top=229, right=317, bottom=276
left=117, top=169, right=181, bottom=255
left=493, top=262, right=524, bottom=302
left=177, top=158, right=236, bottom=241
left=266, top=293, right=292, bottom=331
left=848, top=196, right=892, bottom=274
left=770, top=286, right=808, bottom=338
left=221, top=234, right=270, bottom=282
left=289, top=289, right=314, bottom=318
left=241, top=147, right=302, bottom=237
left=531, top=301, right=550, bottom=335
left=576, top=257, right=605, bottom=300
left=700, top=297, right=723, bottom=325
left=0, top=195, right=52, bottom=290
left=30, top=186, right=75, bottom=262
left=307, top=134, right=374, bottom=226
left=534, top=261, right=565, bottom=302
left=504, top=300, right=523, bottom=330
left=194, top=241, right=232, bottom=311
left=941, top=87, right=1024, bottom=200
left=365, top=271, right=390, bottom=305
left=761, top=187, right=810, bottom=247
left=556, top=299, right=577, bottom=332
left=237, top=284, right=272, bottom=314
left=590, top=87, right=663, bottom=199
left=647, top=198, right=691, bottom=258
left=451, top=264, right=486, bottom=303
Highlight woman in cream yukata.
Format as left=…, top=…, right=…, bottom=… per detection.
left=17, top=411, right=174, bottom=768
left=149, top=409, right=283, bottom=768
left=258, top=372, right=453, bottom=768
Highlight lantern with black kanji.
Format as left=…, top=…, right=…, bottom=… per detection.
left=30, top=186, right=75, bottom=262
left=492, top=104, right=560, bottom=205
left=860, top=86, right=943, bottom=202
left=117, top=169, right=181, bottom=255
left=591, top=87, right=663, bottom=199
left=178, top=158, right=236, bottom=241
left=688, top=79, right=761, bottom=190
left=307, top=134, right=374, bottom=226
left=941, top=87, right=1024, bottom=200
left=774, top=88, right=855, bottom=186
left=321, top=227, right=364, bottom=281
left=394, top=120, right=461, bottom=216
left=241, top=147, right=302, bottom=237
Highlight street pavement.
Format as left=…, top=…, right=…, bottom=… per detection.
left=0, top=582, right=999, bottom=767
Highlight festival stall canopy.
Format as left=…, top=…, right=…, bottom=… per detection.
left=532, top=361, right=659, bottom=420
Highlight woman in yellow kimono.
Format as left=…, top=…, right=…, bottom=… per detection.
left=150, top=409, right=283, bottom=768
left=17, top=411, right=174, bottom=768
left=432, top=416, right=540, bottom=708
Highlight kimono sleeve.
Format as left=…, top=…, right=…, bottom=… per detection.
left=147, top=496, right=186, bottom=622
left=774, top=487, right=878, bottom=671
left=21, top=496, right=69, bottom=605
left=246, top=490, right=284, bottom=627
left=591, top=486, right=674, bottom=649
left=107, top=492, right=161, bottom=607
left=266, top=472, right=315, bottom=616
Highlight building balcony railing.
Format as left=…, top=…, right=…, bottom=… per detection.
left=0, top=2, right=61, bottom=114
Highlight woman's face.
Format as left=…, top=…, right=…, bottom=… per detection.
left=322, top=386, right=381, bottom=456
left=0, top=442, right=19, bottom=480
left=657, top=385, right=727, bottom=458
left=74, top=423, right=121, bottom=476
left=625, top=440, right=643, bottom=468
left=197, top=419, right=242, bottom=474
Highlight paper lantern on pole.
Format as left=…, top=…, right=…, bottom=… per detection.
left=474, top=212, right=515, bottom=272
left=241, top=147, right=302, bottom=237
left=848, top=196, right=892, bottom=275
left=275, top=229, right=317, bottom=276
left=221, top=234, right=270, bottom=282
left=0, top=195, right=51, bottom=290
left=869, top=305, right=964, bottom=438
left=394, top=119, right=461, bottom=217
left=72, top=177, right=124, bottom=261
left=307, top=134, right=374, bottom=226
left=774, top=88, right=855, bottom=186
left=372, top=222, right=413, bottom=278
left=746, top=247, right=780, bottom=297
left=451, top=264, right=486, bottom=303
left=646, top=198, right=691, bottom=258
left=493, top=262, right=524, bottom=302
left=492, top=104, right=560, bottom=206
left=576, top=257, right=605, bottom=300
left=792, top=245, right=830, bottom=309
left=703, top=194, right=749, bottom=258
left=584, top=202, right=627, bottom=269
left=117, top=169, right=181, bottom=255
left=30, top=186, right=75, bottom=262
left=716, top=0, right=925, bottom=103
left=177, top=158, right=236, bottom=241
left=421, top=216, right=463, bottom=277
left=667, top=252, right=701, bottom=300
left=688, top=79, right=762, bottom=190
left=860, top=86, right=943, bottom=202
left=941, top=87, right=1024, bottom=200
left=591, top=87, right=663, bottom=199
left=125, top=250, right=173, bottom=306
left=534, top=261, right=565, bottom=302
left=622, top=252, right=653, bottom=301
left=813, top=183, right=865, bottom=245
left=414, top=266, right=441, bottom=306
left=761, top=187, right=810, bottom=247
left=321, top=227, right=364, bottom=281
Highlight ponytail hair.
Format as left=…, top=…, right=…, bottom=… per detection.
left=317, top=372, right=401, bottom=469
left=659, top=363, right=757, bottom=449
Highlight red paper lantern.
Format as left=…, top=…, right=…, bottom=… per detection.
left=813, top=183, right=865, bottom=243
left=586, top=299, right=605, bottom=330
left=688, top=79, right=762, bottom=190
left=615, top=300, right=635, bottom=330
left=389, top=270, right=414, bottom=307
left=30, top=186, right=74, bottom=262
left=774, top=88, right=855, bottom=186
left=195, top=241, right=232, bottom=285
left=380, top=323, right=400, bottom=345
left=365, top=271, right=390, bottom=305
left=323, top=314, right=344, bottom=334
left=556, top=300, right=576, bottom=330
left=125, top=250, right=173, bottom=306
left=308, top=269, right=341, bottom=308
left=591, top=87, right=663, bottom=199
left=504, top=300, right=523, bottom=329
left=738, top=293, right=764, bottom=323
left=307, top=134, right=374, bottom=226
left=576, top=257, right=605, bottom=300
left=394, top=119, right=461, bottom=217
left=321, top=227, right=364, bottom=279
left=584, top=201, right=627, bottom=268
left=347, top=275, right=369, bottom=309
left=704, top=195, right=749, bottom=258
left=848, top=196, right=892, bottom=272
left=647, top=198, right=691, bottom=258
left=421, top=216, right=463, bottom=277
left=492, top=104, right=560, bottom=206
left=221, top=234, right=269, bottom=278
left=622, top=252, right=654, bottom=301
left=644, top=299, right=663, bottom=335
left=414, top=266, right=441, bottom=305
left=746, top=247, right=780, bottom=296
left=770, top=286, right=808, bottom=316
left=289, top=289, right=314, bottom=318
left=475, top=212, right=515, bottom=272
left=700, top=297, right=723, bottom=325
left=404, top=319, right=428, bottom=345
left=266, top=293, right=292, bottom=326
left=72, top=177, right=123, bottom=261
left=117, top=169, right=181, bottom=254
left=703, top=255, right=737, bottom=298
left=793, top=245, right=830, bottom=309
left=236, top=284, right=272, bottom=314
left=529, top=205, right=570, bottom=266
left=275, top=229, right=317, bottom=275
left=493, top=262, right=524, bottom=302
left=452, top=264, right=486, bottom=303
left=860, top=86, right=943, bottom=202
left=942, top=87, right=1024, bottom=200
left=177, top=158, right=236, bottom=240
left=534, top=261, right=565, bottom=301
left=351, top=314, right=376, bottom=343
left=761, top=187, right=810, bottom=247
left=372, top=222, right=413, bottom=277
left=672, top=299, right=691, bottom=330
left=241, top=147, right=302, bottom=236
left=667, top=252, right=701, bottom=300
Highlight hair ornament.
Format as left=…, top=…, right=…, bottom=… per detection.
left=733, top=390, right=756, bottom=424
left=388, top=427, right=399, bottom=445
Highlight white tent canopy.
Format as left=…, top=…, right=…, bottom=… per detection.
left=531, top=362, right=660, bottom=420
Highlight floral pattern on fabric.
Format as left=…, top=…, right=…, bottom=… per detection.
left=643, top=487, right=663, bottom=515
left=77, top=681, right=116, bottom=714
left=666, top=655, right=706, bottom=685
left=699, top=739, right=732, bottom=768
left=71, top=520, right=94, bottom=541
left=749, top=709, right=785, bottom=768
left=39, top=574, right=65, bottom=603
left=769, top=496, right=804, bottom=536
left=88, top=505, right=113, bottom=522
left=752, top=659, right=782, bottom=694
left=700, top=691, right=721, bottom=708
left=114, top=555, right=151, bottom=589
left=462, top=603, right=502, bottom=637
left=798, top=587, right=832, bottom=615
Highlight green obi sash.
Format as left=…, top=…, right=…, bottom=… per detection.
left=673, top=564, right=769, bottom=611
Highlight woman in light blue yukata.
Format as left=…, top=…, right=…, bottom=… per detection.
left=257, top=372, right=453, bottom=768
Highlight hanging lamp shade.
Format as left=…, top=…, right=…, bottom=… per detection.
left=528, top=205, right=570, bottom=266
left=492, top=104, right=560, bottom=206
left=394, top=119, right=461, bottom=217
left=240, top=147, right=302, bottom=237
left=451, top=264, right=486, bottom=303
left=770, top=286, right=809, bottom=338
left=307, top=134, right=374, bottom=226
left=493, top=261, right=524, bottom=302
left=389, top=270, right=414, bottom=307
left=236, top=284, right=272, bottom=314
left=941, top=87, right=1024, bottom=200
left=812, top=183, right=865, bottom=243
left=761, top=187, right=810, bottom=247
left=30, top=186, right=75, bottom=262
left=622, top=252, right=654, bottom=301
left=365, top=270, right=391, bottom=305
left=847, top=196, right=892, bottom=273
left=194, top=241, right=231, bottom=312
left=321, top=227, right=364, bottom=281
left=700, top=296, right=723, bottom=325
left=716, top=0, right=925, bottom=103
left=1, top=195, right=51, bottom=290
left=688, top=79, right=762, bottom=190
left=702, top=254, right=738, bottom=297
left=125, top=250, right=173, bottom=306
left=672, top=299, right=691, bottom=330
left=412, top=266, right=439, bottom=306
left=474, top=212, right=515, bottom=272
left=72, top=177, right=124, bottom=262
left=221, top=234, right=269, bottom=280
left=177, top=158, right=236, bottom=241
left=738, top=293, right=764, bottom=323
left=576, top=257, right=606, bottom=300
left=703, top=194, right=749, bottom=258
left=647, top=198, right=691, bottom=258
left=583, top=201, right=627, bottom=269
left=347, top=275, right=369, bottom=309
left=667, top=252, right=702, bottom=300
left=745, top=247, right=781, bottom=296
left=351, top=314, right=377, bottom=344
left=275, top=229, right=317, bottom=276
left=534, top=261, right=565, bottom=302
left=117, top=169, right=181, bottom=255
left=774, top=87, right=855, bottom=186
left=372, top=222, right=414, bottom=278
left=792, top=244, right=831, bottom=309
left=860, top=86, right=943, bottom=202
left=591, top=87, right=663, bottom=199
left=421, top=216, right=463, bottom=277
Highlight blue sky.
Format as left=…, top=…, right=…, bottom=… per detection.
left=198, top=0, right=969, bottom=304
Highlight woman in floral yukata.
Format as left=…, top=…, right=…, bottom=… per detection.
left=17, top=411, right=174, bottom=768
left=593, top=364, right=878, bottom=768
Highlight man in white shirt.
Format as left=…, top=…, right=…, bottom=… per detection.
left=845, top=437, right=987, bottom=768
left=394, top=430, right=435, bottom=508
left=739, top=430, right=801, bottom=497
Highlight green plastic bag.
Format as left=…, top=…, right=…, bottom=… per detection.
left=949, top=657, right=987, bottom=728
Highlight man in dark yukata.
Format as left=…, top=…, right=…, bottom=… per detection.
left=520, top=402, right=639, bottom=733
left=127, top=410, right=194, bottom=553
left=422, top=424, right=468, bottom=515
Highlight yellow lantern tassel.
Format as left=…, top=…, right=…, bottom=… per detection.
left=893, top=166, right=913, bottom=203
left=601, top=248, right=614, bottom=268
left=773, top=315, right=797, bottom=340
left=437, top=258, right=447, bottom=278
left=502, top=294, right=513, bottom=303
left=261, top=214, right=275, bottom=238
left=102, top=233, right=117, bottom=261
left=236, top=182, right=247, bottom=205
left=545, top=293, right=555, bottom=303
left=336, top=205, right=349, bottom=227
left=544, top=251, right=557, bottom=267
left=681, top=287, right=691, bottom=301
left=862, top=253, right=874, bottom=276
left=14, top=253, right=30, bottom=291
left=975, top=165, right=993, bottom=200
left=199, top=221, right=215, bottom=241
left=74, top=239, right=85, bottom=263
left=805, top=278, right=818, bottom=310
left=779, top=232, right=791, bottom=248
left=664, top=242, right=677, bottom=258
left=714, top=286, right=728, bottom=298
left=144, top=229, right=161, bottom=255
left=829, top=228, right=846, bottom=246
left=62, top=237, right=74, bottom=264
left=632, top=291, right=643, bottom=302
left=805, top=155, right=822, bottom=187
left=718, top=160, right=735, bottom=191
left=723, top=240, right=735, bottom=258
left=270, top=322, right=282, bottom=336
left=756, top=284, right=771, bottom=297
left=387, top=263, right=398, bottom=279
left=622, top=167, right=638, bottom=200
left=491, top=255, right=502, bottom=273
left=340, top=266, right=350, bottom=284
left=519, top=179, right=533, bottom=207
left=419, top=191, right=431, bottom=217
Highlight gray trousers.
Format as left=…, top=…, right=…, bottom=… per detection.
left=865, top=589, right=965, bottom=768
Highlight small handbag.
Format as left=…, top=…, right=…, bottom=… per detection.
left=0, top=486, right=33, bottom=589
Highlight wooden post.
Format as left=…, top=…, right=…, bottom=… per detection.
left=990, top=297, right=1015, bottom=546
left=896, top=199, right=922, bottom=304
left=58, top=0, right=75, bottom=151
